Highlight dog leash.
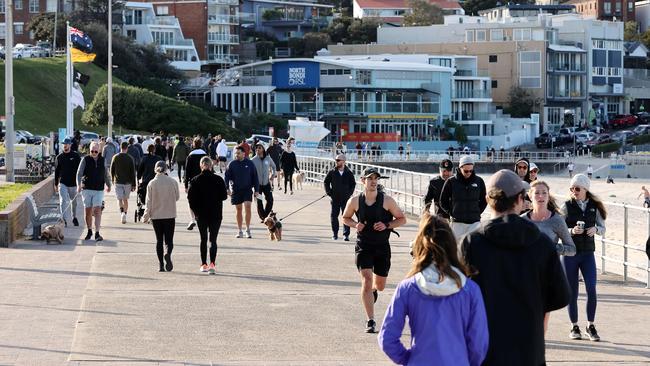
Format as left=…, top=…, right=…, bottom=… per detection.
left=278, top=194, right=328, bottom=222
left=59, top=189, right=81, bottom=216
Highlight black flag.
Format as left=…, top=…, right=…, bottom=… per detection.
left=74, top=69, right=90, bottom=86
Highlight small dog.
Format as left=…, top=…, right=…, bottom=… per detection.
left=292, top=171, right=305, bottom=190
left=263, top=211, right=283, bottom=241
left=41, top=219, right=65, bottom=244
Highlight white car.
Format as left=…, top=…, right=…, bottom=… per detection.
left=574, top=131, right=596, bottom=144
left=13, top=45, right=48, bottom=59
left=80, top=131, right=100, bottom=147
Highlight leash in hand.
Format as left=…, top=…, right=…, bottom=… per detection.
left=278, top=194, right=328, bottom=222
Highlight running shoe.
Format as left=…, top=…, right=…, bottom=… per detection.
left=236, top=230, right=244, bottom=238
left=121, top=212, right=127, bottom=224
left=164, top=254, right=173, bottom=272
left=84, top=229, right=93, bottom=240
left=373, top=289, right=378, bottom=304
left=570, top=325, right=582, bottom=340
left=585, top=324, right=600, bottom=341
left=208, top=262, right=216, bottom=275
left=245, top=229, right=252, bottom=239
left=290, top=191, right=294, bottom=195
left=187, top=221, right=196, bottom=230
left=200, top=264, right=209, bottom=272
left=95, top=232, right=103, bottom=242
left=332, top=236, right=338, bottom=241
left=72, top=218, right=79, bottom=226
left=365, top=319, right=376, bottom=333
left=343, top=235, right=350, bottom=242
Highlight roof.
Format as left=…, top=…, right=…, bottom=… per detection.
left=354, top=0, right=462, bottom=10
left=624, top=41, right=649, bottom=55
left=548, top=44, right=586, bottom=52
left=231, top=57, right=454, bottom=73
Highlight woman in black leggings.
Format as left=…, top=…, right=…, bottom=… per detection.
left=280, top=138, right=299, bottom=194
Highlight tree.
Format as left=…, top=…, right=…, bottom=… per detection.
left=68, top=0, right=124, bottom=25
left=347, top=18, right=379, bottom=44
left=403, top=0, right=443, bottom=26
left=625, top=21, right=640, bottom=41
left=326, top=16, right=353, bottom=44
left=303, top=32, right=330, bottom=57
left=505, top=86, right=541, bottom=118
left=234, top=111, right=288, bottom=137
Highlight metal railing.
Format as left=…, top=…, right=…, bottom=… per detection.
left=207, top=14, right=239, bottom=24
left=453, top=89, right=492, bottom=99
left=298, top=154, right=650, bottom=288
left=304, top=148, right=573, bottom=162
left=207, top=32, right=239, bottom=44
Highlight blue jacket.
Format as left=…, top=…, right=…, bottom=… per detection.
left=224, top=158, right=260, bottom=193
left=379, top=266, right=489, bottom=366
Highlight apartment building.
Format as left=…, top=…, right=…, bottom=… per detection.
left=352, top=0, right=463, bottom=25
left=240, top=0, right=333, bottom=41
left=568, top=0, right=635, bottom=21
left=479, top=3, right=576, bottom=22
left=0, top=0, right=55, bottom=45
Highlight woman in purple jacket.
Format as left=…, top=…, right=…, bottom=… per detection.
left=378, top=212, right=489, bottom=366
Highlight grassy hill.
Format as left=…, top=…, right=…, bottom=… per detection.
left=0, top=57, right=127, bottom=135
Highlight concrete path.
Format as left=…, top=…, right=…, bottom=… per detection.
left=0, top=181, right=648, bottom=365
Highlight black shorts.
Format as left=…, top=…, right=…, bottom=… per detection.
left=218, top=156, right=227, bottom=162
left=355, top=242, right=391, bottom=277
left=231, top=190, right=253, bottom=205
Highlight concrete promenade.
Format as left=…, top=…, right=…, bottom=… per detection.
left=0, top=182, right=649, bottom=365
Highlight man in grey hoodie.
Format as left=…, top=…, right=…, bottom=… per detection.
left=251, top=144, right=277, bottom=221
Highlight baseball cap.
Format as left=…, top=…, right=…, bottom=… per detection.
left=335, top=154, right=346, bottom=161
left=362, top=167, right=389, bottom=179
left=459, top=155, right=475, bottom=167
left=529, top=162, right=539, bottom=172
left=439, top=159, right=453, bottom=171
left=487, top=169, right=530, bottom=198
left=62, top=137, right=72, bottom=145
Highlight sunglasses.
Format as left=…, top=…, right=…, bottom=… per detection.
left=91, top=150, right=99, bottom=153
left=461, top=169, right=473, bottom=174
left=517, top=165, right=528, bottom=170
left=570, top=186, right=582, bottom=192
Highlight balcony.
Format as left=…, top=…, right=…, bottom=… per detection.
left=208, top=0, right=239, bottom=5
left=547, top=62, right=586, bottom=73
left=271, top=101, right=440, bottom=115
left=152, top=16, right=179, bottom=26
left=453, top=89, right=491, bottom=99
left=207, top=33, right=239, bottom=44
left=547, top=90, right=586, bottom=100
left=158, top=38, right=194, bottom=47
left=208, top=14, right=239, bottom=25
left=452, top=111, right=491, bottom=121
left=454, top=69, right=490, bottom=77
left=207, top=53, right=239, bottom=64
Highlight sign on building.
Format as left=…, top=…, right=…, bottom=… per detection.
left=272, top=61, right=320, bottom=89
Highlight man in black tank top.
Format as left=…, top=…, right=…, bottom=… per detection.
left=342, top=167, right=406, bottom=334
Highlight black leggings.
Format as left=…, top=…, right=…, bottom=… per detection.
left=198, top=217, right=222, bottom=265
left=283, top=169, right=294, bottom=192
left=176, top=161, right=184, bottom=181
left=152, top=218, right=175, bottom=265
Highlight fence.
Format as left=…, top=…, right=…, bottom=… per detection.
left=298, top=155, right=650, bottom=288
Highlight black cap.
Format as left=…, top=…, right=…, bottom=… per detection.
left=440, top=159, right=453, bottom=171
left=362, top=167, right=389, bottom=179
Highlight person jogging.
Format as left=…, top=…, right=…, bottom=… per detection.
left=423, top=158, right=453, bottom=220
left=184, top=138, right=208, bottom=230
left=266, top=138, right=283, bottom=190
left=225, top=146, right=260, bottom=239
left=379, top=212, right=488, bottom=366
left=110, top=141, right=136, bottom=224
left=439, top=155, right=487, bottom=241
left=461, top=169, right=570, bottom=366
left=251, top=144, right=276, bottom=222
left=342, top=167, right=406, bottom=333
left=143, top=161, right=179, bottom=272
left=561, top=173, right=607, bottom=342
left=280, top=138, right=300, bottom=194
left=55, top=137, right=81, bottom=227
left=638, top=185, right=650, bottom=208
left=188, top=157, right=228, bottom=274
left=171, top=136, right=190, bottom=182
left=323, top=154, right=356, bottom=241
left=216, top=138, right=229, bottom=173
left=77, top=142, right=112, bottom=241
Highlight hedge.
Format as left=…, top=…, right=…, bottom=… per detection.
left=82, top=84, right=242, bottom=140
left=591, top=142, right=621, bottom=155
left=632, top=134, right=650, bottom=145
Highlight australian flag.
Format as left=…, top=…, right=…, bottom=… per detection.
left=70, top=27, right=93, bottom=53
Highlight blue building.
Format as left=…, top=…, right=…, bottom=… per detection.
left=211, top=58, right=453, bottom=142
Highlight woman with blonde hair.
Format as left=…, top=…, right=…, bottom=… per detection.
left=378, top=212, right=488, bottom=366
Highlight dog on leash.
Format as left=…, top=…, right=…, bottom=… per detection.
left=292, top=171, right=305, bottom=190
left=41, top=219, right=65, bottom=244
left=263, top=211, right=283, bottom=241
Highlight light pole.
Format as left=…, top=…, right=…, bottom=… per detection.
left=107, top=0, right=114, bottom=138
left=5, top=0, right=15, bottom=182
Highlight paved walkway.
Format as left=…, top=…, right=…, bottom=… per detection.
left=0, top=181, right=649, bottom=365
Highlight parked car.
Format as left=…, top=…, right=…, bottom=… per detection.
left=585, top=133, right=612, bottom=147
left=16, top=130, right=42, bottom=144
left=633, top=124, right=650, bottom=135
left=608, top=114, right=638, bottom=129
left=535, top=132, right=561, bottom=148
left=636, top=112, right=650, bottom=124
left=13, top=45, right=48, bottom=59
left=557, top=127, right=577, bottom=143
left=611, top=130, right=637, bottom=143
left=574, top=131, right=597, bottom=144
left=80, top=131, right=100, bottom=147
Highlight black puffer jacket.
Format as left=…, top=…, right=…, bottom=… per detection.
left=323, top=167, right=356, bottom=203
left=423, top=175, right=449, bottom=219
left=439, top=170, right=487, bottom=224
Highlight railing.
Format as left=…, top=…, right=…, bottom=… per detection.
left=452, top=111, right=492, bottom=121
left=547, top=90, right=586, bottom=99
left=547, top=62, right=586, bottom=72
left=208, top=0, right=239, bottom=5
left=152, top=16, right=178, bottom=26
left=299, top=148, right=573, bottom=162
left=453, top=89, right=492, bottom=99
left=207, top=53, right=239, bottom=64
left=454, top=69, right=490, bottom=77
left=160, top=39, right=194, bottom=47
left=271, top=101, right=440, bottom=114
left=207, top=14, right=239, bottom=24
left=298, top=154, right=650, bottom=288
left=207, top=32, right=239, bottom=44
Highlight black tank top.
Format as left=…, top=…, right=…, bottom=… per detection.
left=355, top=192, right=393, bottom=245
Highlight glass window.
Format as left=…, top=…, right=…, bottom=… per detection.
left=134, top=10, right=143, bottom=24
left=519, top=51, right=541, bottom=89
left=327, top=69, right=335, bottom=75
left=476, top=30, right=486, bottom=42
left=356, top=70, right=372, bottom=85
left=465, top=30, right=474, bottom=42
left=15, top=23, right=22, bottom=34
left=603, top=2, right=611, bottom=13
left=629, top=2, right=634, bottom=11
left=490, top=29, right=503, bottom=41
left=15, top=0, right=22, bottom=10
left=320, top=69, right=327, bottom=75
left=28, top=0, right=38, bottom=12
left=491, top=80, right=498, bottom=88
left=489, top=55, right=498, bottom=63
left=615, top=1, right=621, bottom=12
left=0, top=0, right=5, bottom=13
left=514, top=28, right=531, bottom=41
left=126, top=30, right=136, bottom=39
left=335, top=69, right=343, bottom=75
left=157, top=6, right=169, bottom=15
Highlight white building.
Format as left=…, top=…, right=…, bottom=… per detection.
left=352, top=0, right=463, bottom=25
left=122, top=2, right=201, bottom=72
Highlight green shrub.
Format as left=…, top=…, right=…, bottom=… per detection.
left=592, top=142, right=621, bottom=154
left=82, top=84, right=242, bottom=139
left=632, top=134, right=650, bottom=145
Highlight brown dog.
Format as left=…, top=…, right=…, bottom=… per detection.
left=41, top=220, right=65, bottom=244
left=263, top=211, right=282, bottom=241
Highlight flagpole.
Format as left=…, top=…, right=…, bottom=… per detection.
left=107, top=0, right=113, bottom=138
left=5, top=0, right=15, bottom=182
left=66, top=21, right=73, bottom=138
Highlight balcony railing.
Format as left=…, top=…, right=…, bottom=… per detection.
left=207, top=53, right=239, bottom=64
left=547, top=62, right=586, bottom=72
left=547, top=90, right=586, bottom=99
left=207, top=33, right=239, bottom=44
left=453, top=89, right=491, bottom=99
left=271, top=101, right=440, bottom=115
left=208, top=0, right=239, bottom=5
left=452, top=111, right=491, bottom=121
left=208, top=14, right=239, bottom=24
left=454, top=69, right=490, bottom=77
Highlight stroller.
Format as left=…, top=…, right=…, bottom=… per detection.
left=135, top=181, right=148, bottom=222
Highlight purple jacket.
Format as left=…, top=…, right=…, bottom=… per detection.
left=379, top=267, right=489, bottom=366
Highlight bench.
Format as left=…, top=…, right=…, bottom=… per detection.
left=26, top=194, right=62, bottom=239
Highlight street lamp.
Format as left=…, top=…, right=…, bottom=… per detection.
left=107, top=0, right=114, bottom=138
